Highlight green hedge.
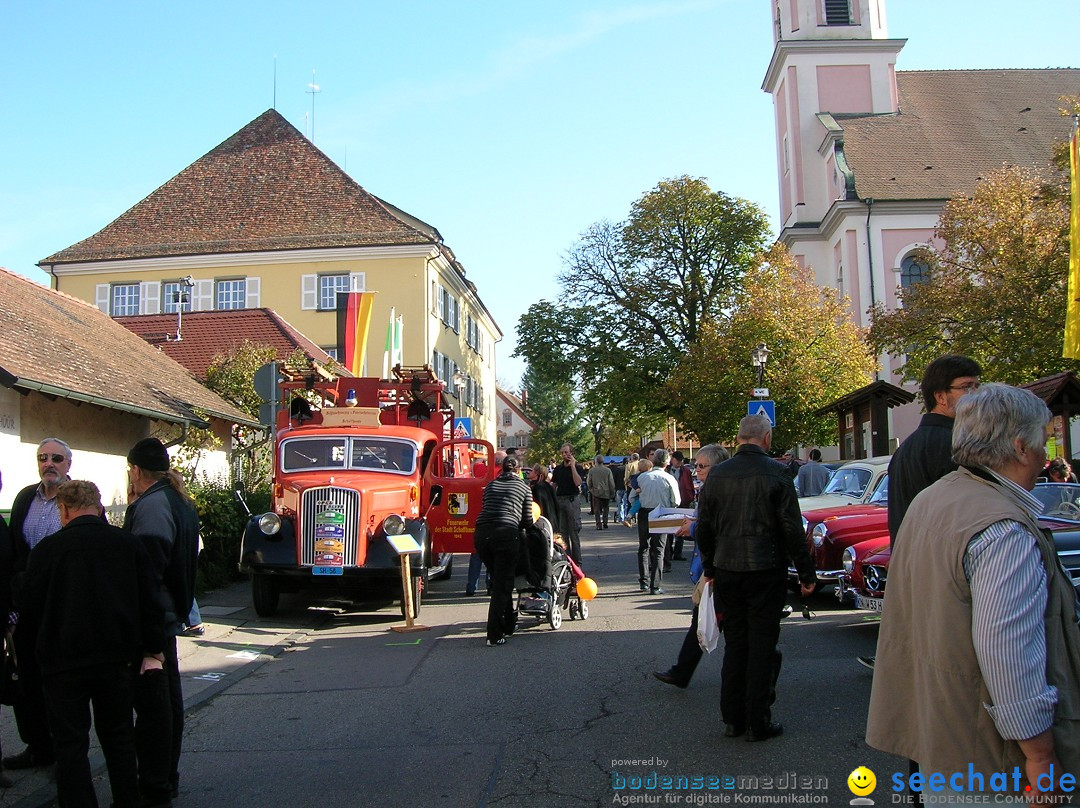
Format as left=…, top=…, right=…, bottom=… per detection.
left=190, top=479, right=271, bottom=594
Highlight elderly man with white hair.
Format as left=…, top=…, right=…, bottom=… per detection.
left=867, top=383, right=1080, bottom=802
left=636, top=448, right=681, bottom=595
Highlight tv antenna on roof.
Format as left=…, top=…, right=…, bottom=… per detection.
left=306, top=70, right=320, bottom=142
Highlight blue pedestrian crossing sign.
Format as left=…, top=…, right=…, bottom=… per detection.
left=748, top=400, right=776, bottom=426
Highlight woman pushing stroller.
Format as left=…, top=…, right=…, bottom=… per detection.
left=474, top=454, right=534, bottom=646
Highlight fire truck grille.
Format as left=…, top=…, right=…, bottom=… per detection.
left=300, top=487, right=360, bottom=566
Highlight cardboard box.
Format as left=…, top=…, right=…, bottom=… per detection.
left=647, top=507, right=696, bottom=534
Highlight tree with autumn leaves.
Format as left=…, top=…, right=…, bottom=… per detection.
left=667, top=244, right=875, bottom=447
left=868, top=165, right=1076, bottom=384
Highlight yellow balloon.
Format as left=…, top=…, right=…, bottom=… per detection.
left=531, top=502, right=541, bottom=521
left=576, top=577, right=598, bottom=601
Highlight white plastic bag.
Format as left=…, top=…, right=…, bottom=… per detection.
left=697, top=580, right=720, bottom=653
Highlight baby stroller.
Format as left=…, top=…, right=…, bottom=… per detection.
left=515, top=517, right=587, bottom=629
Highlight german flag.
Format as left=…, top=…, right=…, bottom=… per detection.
left=336, top=292, right=375, bottom=375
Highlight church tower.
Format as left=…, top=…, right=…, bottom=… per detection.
left=762, top=0, right=904, bottom=234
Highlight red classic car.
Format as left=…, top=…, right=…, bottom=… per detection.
left=791, top=476, right=889, bottom=592
left=841, top=539, right=890, bottom=611
left=844, top=482, right=1080, bottom=612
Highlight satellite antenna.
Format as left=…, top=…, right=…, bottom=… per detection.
left=306, top=70, right=320, bottom=142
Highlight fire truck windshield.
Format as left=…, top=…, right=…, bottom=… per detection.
left=281, top=437, right=417, bottom=474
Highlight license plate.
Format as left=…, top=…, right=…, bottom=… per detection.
left=312, top=566, right=343, bottom=576
left=856, top=594, right=883, bottom=612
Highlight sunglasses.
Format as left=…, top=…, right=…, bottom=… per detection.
left=694, top=463, right=709, bottom=469
left=38, top=453, right=67, bottom=463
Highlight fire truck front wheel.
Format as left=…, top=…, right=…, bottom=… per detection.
left=252, top=574, right=281, bottom=617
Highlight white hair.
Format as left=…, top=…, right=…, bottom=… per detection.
left=952, top=383, right=1050, bottom=470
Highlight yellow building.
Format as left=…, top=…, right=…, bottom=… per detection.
left=41, top=109, right=502, bottom=442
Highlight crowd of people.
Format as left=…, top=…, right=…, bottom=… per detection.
left=0, top=436, right=199, bottom=808
left=477, top=352, right=1080, bottom=801
left=10, top=352, right=1078, bottom=803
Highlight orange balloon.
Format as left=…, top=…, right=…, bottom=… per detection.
left=576, top=577, right=598, bottom=601
left=531, top=502, right=541, bottom=521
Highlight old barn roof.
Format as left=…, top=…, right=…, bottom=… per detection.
left=41, top=109, right=440, bottom=265
left=0, top=268, right=258, bottom=428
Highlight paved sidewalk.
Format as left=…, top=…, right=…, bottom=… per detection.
left=0, top=578, right=321, bottom=808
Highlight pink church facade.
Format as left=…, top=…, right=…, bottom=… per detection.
left=763, top=0, right=1079, bottom=452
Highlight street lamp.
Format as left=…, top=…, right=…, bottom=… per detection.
left=751, top=342, right=770, bottom=390
left=173, top=275, right=195, bottom=341
left=451, top=370, right=466, bottom=417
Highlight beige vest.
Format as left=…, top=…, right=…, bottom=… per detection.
left=866, top=468, right=1080, bottom=780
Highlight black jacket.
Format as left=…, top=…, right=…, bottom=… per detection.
left=0, top=514, right=13, bottom=621
left=123, top=479, right=200, bottom=635
left=887, top=412, right=955, bottom=546
left=14, top=515, right=164, bottom=676
left=695, top=444, right=814, bottom=583
left=530, top=480, right=560, bottom=534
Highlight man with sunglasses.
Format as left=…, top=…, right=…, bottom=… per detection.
left=4, top=438, right=73, bottom=771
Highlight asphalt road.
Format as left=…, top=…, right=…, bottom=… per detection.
left=3, top=516, right=909, bottom=808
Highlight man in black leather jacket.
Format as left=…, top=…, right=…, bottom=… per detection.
left=696, top=415, right=815, bottom=742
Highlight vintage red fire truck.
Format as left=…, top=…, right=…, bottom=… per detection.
left=239, top=365, right=494, bottom=617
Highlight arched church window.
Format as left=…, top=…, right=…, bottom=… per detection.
left=899, top=255, right=929, bottom=289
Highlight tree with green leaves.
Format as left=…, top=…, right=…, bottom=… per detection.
left=520, top=365, right=590, bottom=465
left=515, top=175, right=772, bottom=432
left=667, top=244, right=876, bottom=448
left=868, top=165, right=1074, bottom=385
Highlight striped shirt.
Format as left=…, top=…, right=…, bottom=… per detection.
left=963, top=469, right=1057, bottom=740
left=476, top=474, right=535, bottom=530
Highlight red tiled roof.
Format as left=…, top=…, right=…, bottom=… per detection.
left=115, top=308, right=339, bottom=379
left=0, top=268, right=258, bottom=427
left=840, top=69, right=1080, bottom=201
left=41, top=109, right=440, bottom=265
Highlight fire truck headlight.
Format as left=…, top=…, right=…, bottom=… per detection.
left=383, top=514, right=406, bottom=535
left=258, top=513, right=282, bottom=535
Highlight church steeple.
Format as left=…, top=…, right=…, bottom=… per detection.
left=772, top=0, right=888, bottom=44
left=762, top=0, right=905, bottom=228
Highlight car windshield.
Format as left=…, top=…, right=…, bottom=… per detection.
left=867, top=474, right=889, bottom=505
left=282, top=437, right=417, bottom=474
left=821, top=466, right=872, bottom=498
left=1033, top=482, right=1080, bottom=521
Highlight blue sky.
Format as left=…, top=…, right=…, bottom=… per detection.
left=1, top=1, right=1075, bottom=387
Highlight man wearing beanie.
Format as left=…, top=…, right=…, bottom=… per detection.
left=123, top=437, right=199, bottom=807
